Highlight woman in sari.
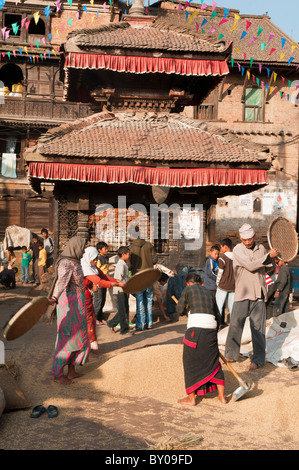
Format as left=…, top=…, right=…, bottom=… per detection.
left=48, top=237, right=90, bottom=385
left=176, top=272, right=226, bottom=406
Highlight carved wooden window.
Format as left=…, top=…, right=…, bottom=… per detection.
left=4, top=14, right=22, bottom=37
left=244, top=87, right=264, bottom=122
left=27, top=65, right=51, bottom=96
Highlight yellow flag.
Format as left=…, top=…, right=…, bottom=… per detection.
left=230, top=24, right=238, bottom=32
left=24, top=46, right=28, bottom=54
left=270, top=86, right=273, bottom=94
left=90, top=0, right=94, bottom=4
left=33, top=11, right=40, bottom=25
left=234, top=13, right=240, bottom=23
left=189, top=11, right=199, bottom=26
left=273, top=72, right=277, bottom=83
left=291, top=42, right=297, bottom=53
left=247, top=70, right=250, bottom=80
left=279, top=52, right=285, bottom=61
left=235, top=47, right=240, bottom=53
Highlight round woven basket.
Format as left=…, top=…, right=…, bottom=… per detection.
left=267, top=217, right=298, bottom=262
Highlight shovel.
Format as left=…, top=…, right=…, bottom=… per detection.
left=218, top=352, right=251, bottom=401
left=172, top=295, right=251, bottom=402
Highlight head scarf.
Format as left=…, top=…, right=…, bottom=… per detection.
left=48, top=236, right=87, bottom=299
left=239, top=223, right=255, bottom=240
left=80, top=246, right=99, bottom=277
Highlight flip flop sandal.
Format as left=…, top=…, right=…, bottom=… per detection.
left=30, top=405, right=46, bottom=418
left=47, top=405, right=59, bottom=418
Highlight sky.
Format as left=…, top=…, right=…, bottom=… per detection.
left=196, top=1, right=299, bottom=41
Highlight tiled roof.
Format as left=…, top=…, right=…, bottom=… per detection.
left=66, top=22, right=229, bottom=54
left=30, top=111, right=270, bottom=165
left=152, top=3, right=299, bottom=65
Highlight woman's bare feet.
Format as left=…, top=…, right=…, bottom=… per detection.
left=217, top=384, right=227, bottom=404
left=177, top=393, right=196, bottom=406
left=67, top=365, right=83, bottom=380
left=218, top=394, right=227, bottom=404
left=54, top=375, right=72, bottom=385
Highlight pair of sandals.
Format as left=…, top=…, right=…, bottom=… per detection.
left=281, top=357, right=299, bottom=372
left=30, top=405, right=58, bottom=418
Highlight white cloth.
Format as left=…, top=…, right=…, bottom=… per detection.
left=80, top=246, right=99, bottom=276
left=187, top=313, right=217, bottom=330
left=3, top=225, right=32, bottom=250
left=218, top=310, right=299, bottom=367
left=1, top=153, right=17, bottom=178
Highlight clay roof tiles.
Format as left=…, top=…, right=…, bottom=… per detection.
left=33, top=111, right=270, bottom=165
left=66, top=21, right=229, bottom=54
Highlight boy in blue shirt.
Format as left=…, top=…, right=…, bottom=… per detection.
left=21, top=245, right=32, bottom=284
left=204, top=245, right=220, bottom=296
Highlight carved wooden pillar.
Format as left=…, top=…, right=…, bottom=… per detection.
left=77, top=189, right=90, bottom=240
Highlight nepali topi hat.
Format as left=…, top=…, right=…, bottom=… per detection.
left=239, top=223, right=255, bottom=239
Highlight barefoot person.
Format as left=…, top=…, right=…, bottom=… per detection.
left=176, top=273, right=226, bottom=406
left=48, top=237, right=90, bottom=385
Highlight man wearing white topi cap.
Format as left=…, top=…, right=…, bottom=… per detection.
left=224, top=223, right=278, bottom=370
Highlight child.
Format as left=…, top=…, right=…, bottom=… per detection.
left=153, top=272, right=170, bottom=322
left=216, top=238, right=235, bottom=327
left=94, top=241, right=109, bottom=324
left=5, top=246, right=16, bottom=269
left=21, top=246, right=32, bottom=284
left=273, top=259, right=293, bottom=315
left=106, top=246, right=134, bottom=336
left=204, top=245, right=220, bottom=295
left=38, top=241, right=47, bottom=287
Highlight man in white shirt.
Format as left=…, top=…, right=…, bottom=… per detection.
left=106, top=246, right=134, bottom=336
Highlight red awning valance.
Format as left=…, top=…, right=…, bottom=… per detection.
left=28, top=162, right=268, bottom=188
left=64, top=52, right=229, bottom=76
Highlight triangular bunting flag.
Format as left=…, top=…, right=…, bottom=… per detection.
left=261, top=43, right=267, bottom=51
left=219, top=18, right=228, bottom=26
left=246, top=21, right=252, bottom=31
left=269, top=32, right=275, bottom=41
left=280, top=52, right=285, bottom=61
left=223, top=8, right=229, bottom=18
left=240, top=31, right=247, bottom=40
left=33, top=11, right=40, bottom=25
left=269, top=48, right=276, bottom=56
left=257, top=27, right=263, bottom=37
left=281, top=38, right=286, bottom=48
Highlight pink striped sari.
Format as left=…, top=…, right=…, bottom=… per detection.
left=52, top=259, right=90, bottom=378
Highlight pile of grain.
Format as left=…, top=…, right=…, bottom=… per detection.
left=84, top=344, right=186, bottom=402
